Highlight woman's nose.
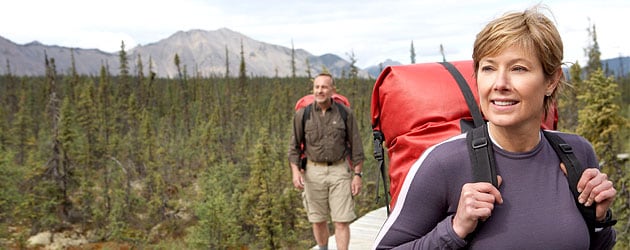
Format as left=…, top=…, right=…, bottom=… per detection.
left=493, top=69, right=510, bottom=91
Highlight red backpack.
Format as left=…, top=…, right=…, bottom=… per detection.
left=295, top=93, right=351, bottom=169
left=294, top=93, right=350, bottom=111
left=370, top=61, right=557, bottom=212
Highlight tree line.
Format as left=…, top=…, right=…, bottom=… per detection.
left=0, top=25, right=628, bottom=249
left=0, top=40, right=380, bottom=249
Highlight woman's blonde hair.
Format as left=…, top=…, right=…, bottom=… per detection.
left=472, top=5, right=565, bottom=116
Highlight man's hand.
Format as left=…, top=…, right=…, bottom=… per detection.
left=291, top=164, right=304, bottom=190
left=351, top=176, right=362, bottom=196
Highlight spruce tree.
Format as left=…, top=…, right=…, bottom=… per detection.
left=10, top=92, right=33, bottom=165
left=0, top=148, right=20, bottom=239
left=410, top=41, right=416, bottom=64
left=576, top=68, right=629, bottom=248
left=225, top=45, right=230, bottom=78
left=118, top=41, right=131, bottom=97
left=239, top=39, right=247, bottom=89
left=585, top=24, right=602, bottom=76
left=558, top=61, right=582, bottom=132
left=291, top=40, right=297, bottom=78
left=136, top=54, right=146, bottom=107
left=66, top=49, right=79, bottom=102
left=305, top=58, right=312, bottom=79
left=345, top=51, right=359, bottom=100
left=76, top=79, right=100, bottom=169
left=241, top=127, right=281, bottom=249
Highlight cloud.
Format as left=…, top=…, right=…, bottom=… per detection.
left=1, top=0, right=628, bottom=68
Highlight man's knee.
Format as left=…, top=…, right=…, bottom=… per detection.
left=334, top=221, right=349, bottom=230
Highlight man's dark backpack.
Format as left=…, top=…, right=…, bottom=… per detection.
left=298, top=101, right=348, bottom=170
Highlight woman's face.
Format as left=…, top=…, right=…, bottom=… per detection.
left=476, top=45, right=556, bottom=130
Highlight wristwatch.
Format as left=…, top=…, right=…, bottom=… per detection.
left=594, top=209, right=617, bottom=232
left=354, top=172, right=363, bottom=178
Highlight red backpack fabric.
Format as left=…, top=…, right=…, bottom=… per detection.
left=371, top=60, right=557, bottom=210
left=294, top=93, right=351, bottom=111
left=294, top=93, right=352, bottom=168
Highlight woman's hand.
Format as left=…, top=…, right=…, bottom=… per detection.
left=560, top=164, right=616, bottom=221
left=452, top=176, right=503, bottom=239
left=577, top=167, right=616, bottom=221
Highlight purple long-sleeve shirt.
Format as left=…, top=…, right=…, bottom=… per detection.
left=374, top=130, right=616, bottom=249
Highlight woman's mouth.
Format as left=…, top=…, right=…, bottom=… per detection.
left=492, top=100, right=518, bottom=106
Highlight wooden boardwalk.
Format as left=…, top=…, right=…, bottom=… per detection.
left=312, top=206, right=388, bottom=250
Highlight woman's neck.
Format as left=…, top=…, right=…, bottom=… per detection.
left=488, top=122, right=541, bottom=152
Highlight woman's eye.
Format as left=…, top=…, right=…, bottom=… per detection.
left=480, top=66, right=493, bottom=71
left=513, top=66, right=528, bottom=72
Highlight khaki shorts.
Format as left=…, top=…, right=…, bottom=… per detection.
left=302, top=159, right=356, bottom=223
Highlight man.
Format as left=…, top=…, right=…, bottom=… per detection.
left=288, top=73, right=365, bottom=250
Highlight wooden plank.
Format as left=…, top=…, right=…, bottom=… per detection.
left=312, top=206, right=387, bottom=249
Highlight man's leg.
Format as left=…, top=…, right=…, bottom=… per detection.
left=313, top=221, right=329, bottom=249
left=334, top=221, right=350, bottom=250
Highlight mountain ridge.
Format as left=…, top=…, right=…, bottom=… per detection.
left=0, top=28, right=371, bottom=78
left=1, top=28, right=628, bottom=79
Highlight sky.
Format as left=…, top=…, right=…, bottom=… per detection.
left=2, top=0, right=629, bottom=68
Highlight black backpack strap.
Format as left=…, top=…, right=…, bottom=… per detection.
left=297, top=104, right=313, bottom=170
left=373, top=130, right=390, bottom=215
left=543, top=131, right=616, bottom=233
left=300, top=104, right=312, bottom=151
left=331, top=101, right=349, bottom=145
left=543, top=131, right=584, bottom=202
left=466, top=124, right=498, bottom=188
left=302, top=101, right=348, bottom=147
left=439, top=62, right=485, bottom=128
left=334, top=101, right=348, bottom=124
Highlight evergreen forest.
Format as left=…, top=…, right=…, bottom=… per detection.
left=0, top=44, right=384, bottom=249
left=0, top=26, right=629, bottom=249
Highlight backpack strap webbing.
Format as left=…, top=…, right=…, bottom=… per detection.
left=466, top=124, right=498, bottom=187
left=439, top=61, right=485, bottom=128
left=373, top=130, right=390, bottom=215
left=300, top=101, right=348, bottom=153
left=543, top=131, right=616, bottom=233
left=468, top=127, right=616, bottom=235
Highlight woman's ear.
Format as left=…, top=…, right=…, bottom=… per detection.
left=546, top=68, right=562, bottom=95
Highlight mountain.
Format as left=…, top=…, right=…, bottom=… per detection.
left=2, top=29, right=627, bottom=79
left=602, top=56, right=630, bottom=77
left=0, top=35, right=116, bottom=76
left=0, top=28, right=368, bottom=78
left=364, top=59, right=402, bottom=78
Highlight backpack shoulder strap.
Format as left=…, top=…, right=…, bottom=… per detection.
left=543, top=131, right=584, bottom=200
left=301, top=101, right=348, bottom=148
left=466, top=123, right=498, bottom=187
left=334, top=101, right=348, bottom=124
left=333, top=101, right=351, bottom=150
left=300, top=104, right=312, bottom=152
left=440, top=61, right=485, bottom=128
left=542, top=131, right=613, bottom=234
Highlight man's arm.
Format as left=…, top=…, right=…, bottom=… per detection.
left=288, top=109, right=305, bottom=189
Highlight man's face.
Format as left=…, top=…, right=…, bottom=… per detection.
left=313, top=75, right=334, bottom=104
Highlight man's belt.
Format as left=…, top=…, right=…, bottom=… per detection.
left=307, top=158, right=345, bottom=166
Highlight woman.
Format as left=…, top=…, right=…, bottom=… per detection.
left=374, top=6, right=617, bottom=249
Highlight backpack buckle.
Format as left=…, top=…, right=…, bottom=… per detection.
left=558, top=143, right=573, bottom=153
left=472, top=137, right=488, bottom=149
